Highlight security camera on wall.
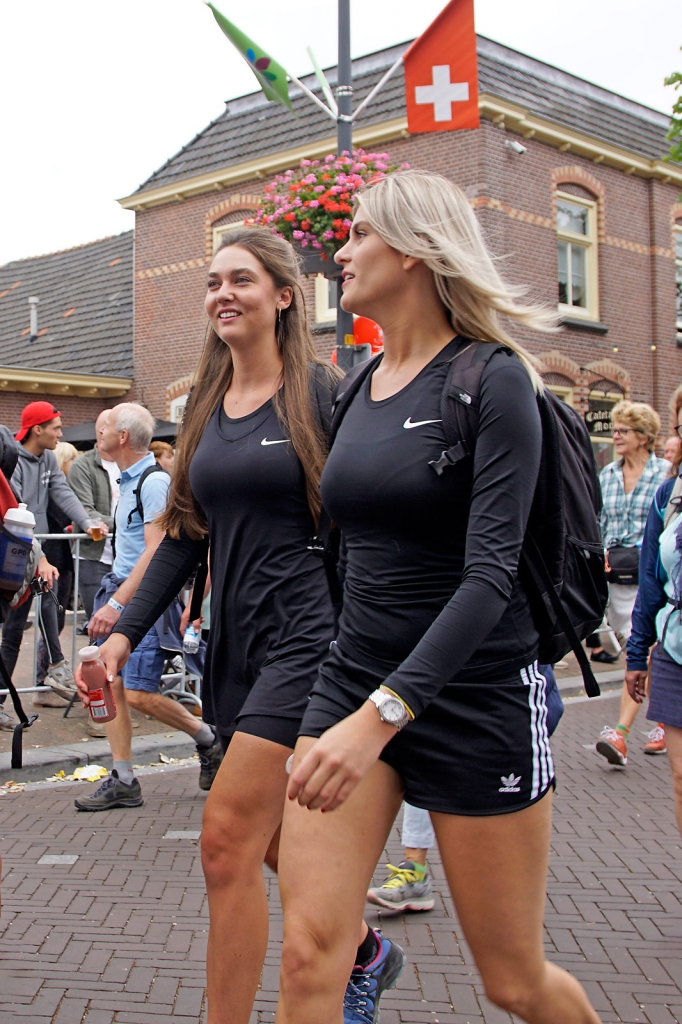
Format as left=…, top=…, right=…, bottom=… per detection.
left=505, top=139, right=528, bottom=155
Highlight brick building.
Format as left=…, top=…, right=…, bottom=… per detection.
left=3, top=36, right=681, bottom=465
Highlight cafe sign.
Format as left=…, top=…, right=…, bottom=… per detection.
left=585, top=399, right=613, bottom=438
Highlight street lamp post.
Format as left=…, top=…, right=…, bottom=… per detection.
left=335, top=0, right=358, bottom=356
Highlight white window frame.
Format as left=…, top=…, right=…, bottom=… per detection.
left=671, top=223, right=675, bottom=335
left=315, top=274, right=338, bottom=324
left=212, top=217, right=250, bottom=253
left=556, top=191, right=599, bottom=322
left=169, top=394, right=189, bottom=424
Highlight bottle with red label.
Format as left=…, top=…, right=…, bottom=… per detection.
left=79, top=647, right=117, bottom=723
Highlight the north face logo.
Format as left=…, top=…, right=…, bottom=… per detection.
left=499, top=773, right=522, bottom=793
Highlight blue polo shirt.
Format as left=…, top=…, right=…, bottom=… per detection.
left=113, top=453, right=170, bottom=579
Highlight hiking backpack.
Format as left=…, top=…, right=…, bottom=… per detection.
left=317, top=339, right=608, bottom=698
left=111, top=462, right=169, bottom=557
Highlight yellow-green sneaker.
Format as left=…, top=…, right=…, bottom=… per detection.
left=366, top=860, right=434, bottom=913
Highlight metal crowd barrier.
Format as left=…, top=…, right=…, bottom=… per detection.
left=0, top=536, right=202, bottom=715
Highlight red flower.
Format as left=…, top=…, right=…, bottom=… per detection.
left=332, top=218, right=343, bottom=228
left=301, top=219, right=311, bottom=230
left=283, top=212, right=296, bottom=222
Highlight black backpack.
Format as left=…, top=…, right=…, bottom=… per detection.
left=317, top=339, right=608, bottom=698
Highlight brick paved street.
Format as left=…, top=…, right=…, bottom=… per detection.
left=2, top=691, right=682, bottom=1023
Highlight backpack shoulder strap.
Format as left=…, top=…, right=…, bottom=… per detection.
left=308, top=355, right=380, bottom=558
left=328, top=355, right=382, bottom=449
left=429, top=340, right=509, bottom=476
left=127, top=463, right=169, bottom=528
left=664, top=476, right=682, bottom=530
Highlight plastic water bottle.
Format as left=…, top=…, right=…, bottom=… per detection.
left=79, top=647, right=117, bottom=723
left=0, top=503, right=35, bottom=592
left=183, top=624, right=201, bottom=654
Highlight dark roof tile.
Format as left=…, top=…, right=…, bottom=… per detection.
left=0, top=232, right=133, bottom=379
left=134, top=37, right=671, bottom=196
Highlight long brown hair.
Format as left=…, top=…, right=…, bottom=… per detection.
left=160, top=228, right=340, bottom=540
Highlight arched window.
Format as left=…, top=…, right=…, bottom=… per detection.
left=212, top=209, right=255, bottom=252
left=556, top=185, right=599, bottom=322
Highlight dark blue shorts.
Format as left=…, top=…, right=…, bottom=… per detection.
left=648, top=643, right=682, bottom=728
left=121, top=627, right=166, bottom=692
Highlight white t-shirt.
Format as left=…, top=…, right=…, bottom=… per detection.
left=100, top=458, right=120, bottom=566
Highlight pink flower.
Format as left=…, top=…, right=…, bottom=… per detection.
left=292, top=229, right=304, bottom=240
left=314, top=185, right=325, bottom=193
left=308, top=200, right=320, bottom=208
left=323, top=229, right=335, bottom=240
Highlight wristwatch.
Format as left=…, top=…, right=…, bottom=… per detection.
left=368, top=690, right=411, bottom=731
left=107, top=597, right=126, bottom=614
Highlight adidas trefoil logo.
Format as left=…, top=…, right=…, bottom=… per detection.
left=499, top=773, right=522, bottom=793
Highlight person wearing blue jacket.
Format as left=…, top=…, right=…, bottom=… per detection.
left=627, top=385, right=682, bottom=840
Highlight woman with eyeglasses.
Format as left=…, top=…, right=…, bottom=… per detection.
left=627, top=384, right=682, bottom=838
left=594, top=400, right=669, bottom=766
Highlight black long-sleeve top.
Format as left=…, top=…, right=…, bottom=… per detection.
left=318, top=341, right=542, bottom=719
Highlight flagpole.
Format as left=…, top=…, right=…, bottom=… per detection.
left=336, top=0, right=355, bottom=350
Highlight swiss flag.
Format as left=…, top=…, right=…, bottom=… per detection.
left=404, top=0, right=479, bottom=134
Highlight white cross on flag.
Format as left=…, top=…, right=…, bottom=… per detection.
left=404, top=0, right=479, bottom=134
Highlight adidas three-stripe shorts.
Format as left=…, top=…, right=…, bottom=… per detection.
left=300, top=645, right=555, bottom=816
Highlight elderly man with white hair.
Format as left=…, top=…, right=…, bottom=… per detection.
left=74, top=403, right=222, bottom=811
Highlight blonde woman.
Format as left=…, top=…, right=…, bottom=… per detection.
left=594, top=401, right=669, bottom=766
left=276, top=171, right=600, bottom=1024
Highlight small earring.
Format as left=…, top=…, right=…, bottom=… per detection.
left=277, top=307, right=282, bottom=324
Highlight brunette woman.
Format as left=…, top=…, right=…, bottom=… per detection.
left=275, top=171, right=601, bottom=1024
left=89, top=229, right=395, bottom=1023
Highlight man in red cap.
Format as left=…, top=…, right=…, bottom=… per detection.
left=0, top=402, right=100, bottom=730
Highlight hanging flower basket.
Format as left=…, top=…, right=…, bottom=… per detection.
left=253, top=149, right=408, bottom=275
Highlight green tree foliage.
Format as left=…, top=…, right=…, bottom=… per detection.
left=665, top=48, right=682, bottom=164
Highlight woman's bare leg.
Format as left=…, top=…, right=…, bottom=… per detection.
left=202, top=732, right=290, bottom=1024
left=276, top=738, right=404, bottom=1024
left=662, top=724, right=682, bottom=838
left=431, top=791, right=599, bottom=1024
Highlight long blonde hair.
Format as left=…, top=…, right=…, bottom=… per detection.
left=356, top=170, right=557, bottom=390
left=159, top=228, right=339, bottom=540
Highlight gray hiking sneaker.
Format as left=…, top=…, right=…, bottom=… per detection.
left=74, top=770, right=143, bottom=811
left=45, top=660, right=77, bottom=700
left=367, top=861, right=435, bottom=913
left=0, top=705, right=15, bottom=731
left=197, top=740, right=223, bottom=791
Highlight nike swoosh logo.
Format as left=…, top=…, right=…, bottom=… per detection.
left=261, top=438, right=290, bottom=446
left=403, top=417, right=442, bottom=429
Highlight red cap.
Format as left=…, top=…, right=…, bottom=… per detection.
left=15, top=401, right=61, bottom=442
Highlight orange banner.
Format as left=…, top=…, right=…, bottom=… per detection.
left=404, top=0, right=479, bottom=134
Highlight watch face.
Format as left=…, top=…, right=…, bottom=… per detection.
left=381, top=698, right=405, bottom=724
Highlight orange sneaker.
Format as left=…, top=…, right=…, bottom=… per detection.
left=596, top=726, right=628, bottom=765
left=644, top=724, right=667, bottom=755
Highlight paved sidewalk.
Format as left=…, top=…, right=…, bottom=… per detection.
left=1, top=691, right=682, bottom=1023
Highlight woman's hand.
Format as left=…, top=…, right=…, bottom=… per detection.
left=625, top=669, right=648, bottom=703
left=75, top=633, right=132, bottom=707
left=288, top=702, right=398, bottom=812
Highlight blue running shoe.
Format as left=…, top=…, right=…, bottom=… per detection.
left=343, top=932, right=406, bottom=1023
